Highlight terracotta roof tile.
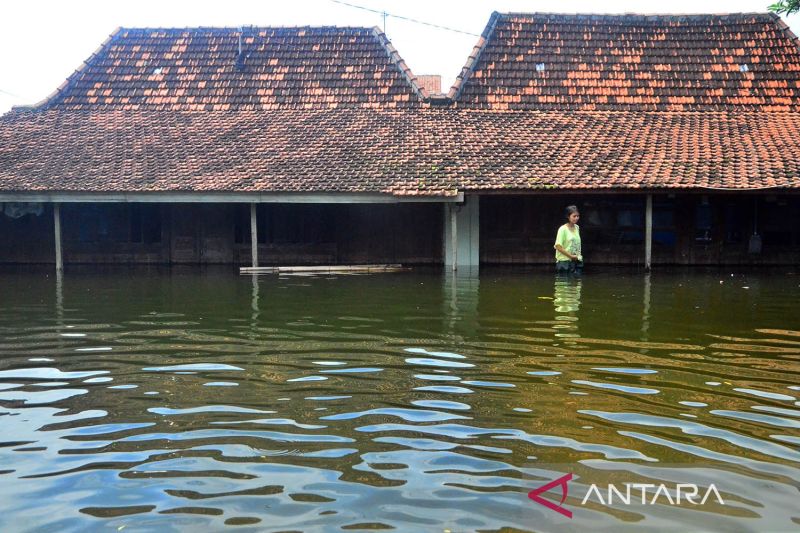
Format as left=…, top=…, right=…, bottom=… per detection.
left=3, top=15, right=800, bottom=195
left=40, top=26, right=426, bottom=110
left=451, top=12, right=800, bottom=110
left=2, top=109, right=800, bottom=195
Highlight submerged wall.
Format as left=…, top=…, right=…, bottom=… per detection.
left=480, top=193, right=800, bottom=265
left=2, top=193, right=799, bottom=266
left=0, top=202, right=443, bottom=265
left=0, top=203, right=55, bottom=263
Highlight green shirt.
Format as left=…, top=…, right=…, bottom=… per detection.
left=554, top=224, right=581, bottom=262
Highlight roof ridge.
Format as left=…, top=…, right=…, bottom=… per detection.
left=496, top=11, right=775, bottom=19
left=116, top=25, right=376, bottom=32
left=447, top=11, right=502, bottom=102
left=371, top=27, right=428, bottom=101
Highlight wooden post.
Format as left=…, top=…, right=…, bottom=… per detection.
left=54, top=203, right=63, bottom=272
left=450, top=204, right=458, bottom=272
left=645, top=194, right=653, bottom=271
left=642, top=272, right=651, bottom=340
left=250, top=203, right=258, bottom=268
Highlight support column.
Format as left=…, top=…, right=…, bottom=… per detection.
left=250, top=203, right=258, bottom=268
left=444, top=195, right=479, bottom=270
left=641, top=272, right=651, bottom=341
left=645, top=194, right=653, bottom=271
left=54, top=203, right=63, bottom=272
left=450, top=205, right=458, bottom=271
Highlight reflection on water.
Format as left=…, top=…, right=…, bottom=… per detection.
left=553, top=276, right=582, bottom=343
left=0, top=266, right=799, bottom=532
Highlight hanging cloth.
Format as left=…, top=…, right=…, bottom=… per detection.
left=3, top=202, right=44, bottom=219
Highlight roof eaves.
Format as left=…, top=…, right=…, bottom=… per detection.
left=371, top=27, right=428, bottom=101
left=447, top=11, right=502, bottom=102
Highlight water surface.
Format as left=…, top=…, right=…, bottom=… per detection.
left=0, top=266, right=799, bottom=532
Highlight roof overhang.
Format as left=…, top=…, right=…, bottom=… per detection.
left=0, top=191, right=464, bottom=204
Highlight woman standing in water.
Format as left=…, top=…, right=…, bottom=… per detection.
left=554, top=205, right=583, bottom=274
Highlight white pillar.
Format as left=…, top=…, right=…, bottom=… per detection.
left=645, top=194, right=653, bottom=271
left=250, top=203, right=258, bottom=268
left=54, top=203, right=63, bottom=272
left=450, top=205, right=458, bottom=271
left=444, top=195, right=479, bottom=270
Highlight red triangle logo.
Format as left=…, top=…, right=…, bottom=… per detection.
left=528, top=473, right=573, bottom=518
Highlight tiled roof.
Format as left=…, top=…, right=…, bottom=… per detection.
left=449, top=110, right=800, bottom=190
left=3, top=15, right=800, bottom=196
left=39, top=26, right=426, bottom=110
left=2, top=109, right=799, bottom=195
left=0, top=109, right=454, bottom=196
left=451, top=12, right=800, bottom=111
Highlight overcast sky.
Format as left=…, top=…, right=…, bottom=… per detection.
left=2, top=0, right=799, bottom=113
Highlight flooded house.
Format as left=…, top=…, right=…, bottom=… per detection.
left=1, top=12, right=800, bottom=269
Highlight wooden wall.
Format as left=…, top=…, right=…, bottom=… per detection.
left=0, top=202, right=443, bottom=265
left=3, top=194, right=798, bottom=266
left=233, top=203, right=443, bottom=265
left=0, top=203, right=55, bottom=263
left=480, top=193, right=800, bottom=265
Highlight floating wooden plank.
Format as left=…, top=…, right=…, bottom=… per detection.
left=240, top=264, right=408, bottom=274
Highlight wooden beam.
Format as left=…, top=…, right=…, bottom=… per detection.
left=453, top=189, right=800, bottom=197
left=250, top=203, right=258, bottom=268
left=54, top=203, right=63, bottom=271
left=0, top=191, right=464, bottom=204
left=645, top=193, right=653, bottom=271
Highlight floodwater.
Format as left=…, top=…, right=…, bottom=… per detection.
left=0, top=266, right=799, bottom=532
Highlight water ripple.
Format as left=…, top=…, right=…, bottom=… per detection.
left=1, top=268, right=799, bottom=531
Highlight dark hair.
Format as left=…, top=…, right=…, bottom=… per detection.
left=565, top=205, right=579, bottom=220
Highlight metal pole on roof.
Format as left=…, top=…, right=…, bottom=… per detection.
left=645, top=194, right=653, bottom=271
left=53, top=203, right=63, bottom=272
left=250, top=203, right=259, bottom=268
